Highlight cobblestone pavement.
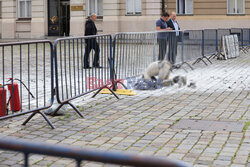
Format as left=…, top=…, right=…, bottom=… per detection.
left=0, top=51, right=249, bottom=167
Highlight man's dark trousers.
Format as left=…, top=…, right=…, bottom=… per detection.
left=158, top=39, right=167, bottom=61
left=168, top=33, right=178, bottom=64
left=84, top=39, right=100, bottom=67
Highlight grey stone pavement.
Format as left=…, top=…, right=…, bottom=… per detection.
left=0, top=50, right=249, bottom=167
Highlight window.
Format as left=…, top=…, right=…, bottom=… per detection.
left=18, top=0, right=32, bottom=18
left=177, top=0, right=193, bottom=14
left=228, top=0, right=244, bottom=14
left=126, top=0, right=141, bottom=15
left=88, top=0, right=103, bottom=16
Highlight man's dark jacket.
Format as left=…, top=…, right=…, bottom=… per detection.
left=166, top=19, right=180, bottom=30
left=167, top=19, right=181, bottom=41
left=85, top=19, right=97, bottom=36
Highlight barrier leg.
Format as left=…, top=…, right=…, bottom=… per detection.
left=114, top=81, right=128, bottom=90
left=52, top=102, right=84, bottom=118
left=182, top=62, right=194, bottom=70
left=92, top=85, right=119, bottom=99
left=22, top=112, right=37, bottom=126
left=22, top=111, right=55, bottom=129
left=193, top=58, right=208, bottom=66
left=51, top=103, right=64, bottom=116
left=170, top=64, right=188, bottom=73
left=68, top=102, right=84, bottom=118
left=208, top=53, right=218, bottom=60
left=39, top=111, right=56, bottom=129
left=204, top=56, right=213, bottom=64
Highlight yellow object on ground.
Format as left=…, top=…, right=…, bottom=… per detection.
left=100, top=89, right=136, bottom=96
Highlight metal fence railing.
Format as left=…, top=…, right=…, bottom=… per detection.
left=0, top=137, right=191, bottom=167
left=0, top=40, right=55, bottom=128
left=112, top=31, right=194, bottom=88
left=203, top=29, right=218, bottom=58
left=53, top=34, right=117, bottom=117
left=113, top=32, right=156, bottom=81
left=0, top=28, right=250, bottom=129
left=0, top=28, right=249, bottom=166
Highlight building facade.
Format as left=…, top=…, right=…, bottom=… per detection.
left=0, top=0, right=250, bottom=39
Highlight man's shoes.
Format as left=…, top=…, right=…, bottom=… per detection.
left=93, top=65, right=103, bottom=68
left=84, top=66, right=91, bottom=69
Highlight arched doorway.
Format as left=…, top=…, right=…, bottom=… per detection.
left=48, top=0, right=70, bottom=36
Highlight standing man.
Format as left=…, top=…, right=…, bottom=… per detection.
left=156, top=12, right=172, bottom=61
left=167, top=12, right=180, bottom=64
left=84, top=13, right=101, bottom=69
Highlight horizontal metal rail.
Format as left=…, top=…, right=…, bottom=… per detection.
left=0, top=137, right=191, bottom=167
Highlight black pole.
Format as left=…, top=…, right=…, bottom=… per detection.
left=162, top=0, right=165, bottom=14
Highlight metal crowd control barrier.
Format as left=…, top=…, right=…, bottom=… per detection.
left=203, top=29, right=218, bottom=60
left=53, top=34, right=116, bottom=118
left=112, top=31, right=193, bottom=87
left=0, top=137, right=191, bottom=167
left=0, top=40, right=55, bottom=128
left=181, top=30, right=206, bottom=65
left=241, top=28, right=250, bottom=52
left=112, top=32, right=157, bottom=83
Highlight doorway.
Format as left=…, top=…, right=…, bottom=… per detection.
left=48, top=0, right=70, bottom=36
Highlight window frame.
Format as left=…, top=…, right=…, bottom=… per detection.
left=17, top=0, right=32, bottom=19
left=88, top=0, right=103, bottom=17
left=126, top=0, right=142, bottom=15
left=227, top=0, right=245, bottom=15
left=176, top=0, right=193, bottom=15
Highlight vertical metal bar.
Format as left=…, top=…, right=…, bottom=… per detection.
left=241, top=28, right=244, bottom=48
left=68, top=39, right=72, bottom=97
left=249, top=28, right=250, bottom=46
left=88, top=38, right=91, bottom=88
left=143, top=33, right=149, bottom=70
left=114, top=35, right=118, bottom=81
left=119, top=34, right=123, bottom=80
left=125, top=34, right=129, bottom=78
left=216, top=29, right=218, bottom=52
left=181, top=31, right=184, bottom=63
left=140, top=34, right=145, bottom=74
left=80, top=39, right=84, bottom=93
left=94, top=37, right=97, bottom=89
left=11, top=45, right=14, bottom=114
left=96, top=36, right=100, bottom=88
left=50, top=41, right=54, bottom=107
left=36, top=43, right=38, bottom=108
left=153, top=32, right=157, bottom=61
left=102, top=36, right=105, bottom=85
left=2, top=46, right=5, bottom=116
left=24, top=153, right=29, bottom=167
left=73, top=39, right=76, bottom=96
left=134, top=34, right=139, bottom=76
left=64, top=40, right=68, bottom=99
left=109, top=35, right=112, bottom=85
left=86, top=39, right=89, bottom=91
left=202, top=30, right=204, bottom=57
left=28, top=44, right=30, bottom=110
left=77, top=39, right=80, bottom=94
left=117, top=34, right=123, bottom=79
left=97, top=36, right=101, bottom=88
left=136, top=34, right=141, bottom=76
left=59, top=41, right=64, bottom=100
left=76, top=160, right=81, bottom=167
left=43, top=43, right=46, bottom=106
left=20, top=45, right=23, bottom=112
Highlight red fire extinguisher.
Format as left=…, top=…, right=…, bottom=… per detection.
left=0, top=78, right=34, bottom=117
left=7, top=82, right=21, bottom=112
left=0, top=85, right=7, bottom=117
